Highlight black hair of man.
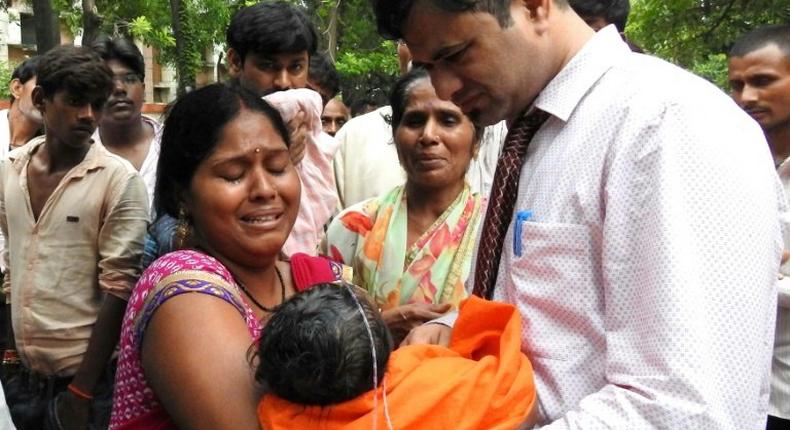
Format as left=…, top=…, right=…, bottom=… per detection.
left=349, top=98, right=378, bottom=117
left=730, top=24, right=790, bottom=58
left=256, top=283, right=393, bottom=406
left=568, top=0, right=630, bottom=32
left=36, top=45, right=113, bottom=103
left=92, top=37, right=146, bottom=80
left=372, top=0, right=569, bottom=40
left=8, top=56, right=40, bottom=103
left=226, top=1, right=318, bottom=64
left=309, top=53, right=341, bottom=100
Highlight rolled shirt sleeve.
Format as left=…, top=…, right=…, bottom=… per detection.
left=98, top=172, right=149, bottom=300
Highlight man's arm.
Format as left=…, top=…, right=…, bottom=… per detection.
left=400, top=310, right=457, bottom=347
left=0, top=163, right=13, bottom=354
left=59, top=173, right=148, bottom=427
left=66, top=294, right=127, bottom=392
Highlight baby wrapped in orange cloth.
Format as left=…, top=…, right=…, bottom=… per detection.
left=256, top=283, right=537, bottom=430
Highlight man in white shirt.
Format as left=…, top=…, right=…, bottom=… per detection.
left=92, top=38, right=161, bottom=204
left=728, top=24, right=790, bottom=430
left=373, top=0, right=783, bottom=428
left=0, top=57, right=42, bottom=330
left=1, top=57, right=42, bottom=157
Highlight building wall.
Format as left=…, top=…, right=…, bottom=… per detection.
left=0, top=0, right=190, bottom=105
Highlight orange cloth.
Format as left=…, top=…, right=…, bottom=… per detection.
left=258, top=296, right=536, bottom=430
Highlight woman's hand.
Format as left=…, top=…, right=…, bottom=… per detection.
left=382, top=303, right=451, bottom=345
left=287, top=110, right=308, bottom=165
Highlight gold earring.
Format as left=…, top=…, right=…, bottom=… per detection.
left=175, top=207, right=191, bottom=249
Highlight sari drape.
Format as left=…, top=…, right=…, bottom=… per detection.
left=325, top=184, right=482, bottom=310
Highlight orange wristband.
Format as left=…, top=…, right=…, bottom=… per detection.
left=67, top=383, right=93, bottom=401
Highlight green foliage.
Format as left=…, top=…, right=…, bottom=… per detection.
left=628, top=0, right=789, bottom=89
left=0, top=61, right=12, bottom=101
left=336, top=42, right=399, bottom=77
left=294, top=0, right=400, bottom=105
left=51, top=0, right=243, bottom=92
left=49, top=0, right=399, bottom=100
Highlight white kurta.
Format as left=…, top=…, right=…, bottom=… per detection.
left=470, top=26, right=782, bottom=429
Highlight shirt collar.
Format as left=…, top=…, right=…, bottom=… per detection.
left=533, top=25, right=631, bottom=122
left=9, top=135, right=109, bottom=178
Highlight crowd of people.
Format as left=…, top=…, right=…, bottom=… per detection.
left=0, top=0, right=787, bottom=429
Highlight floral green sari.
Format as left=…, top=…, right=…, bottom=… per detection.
left=325, top=184, right=482, bottom=310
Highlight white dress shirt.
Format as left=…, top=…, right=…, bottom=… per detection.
left=469, top=26, right=782, bottom=429
left=772, top=158, right=790, bottom=420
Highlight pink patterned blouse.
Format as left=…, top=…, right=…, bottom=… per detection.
left=108, top=250, right=261, bottom=429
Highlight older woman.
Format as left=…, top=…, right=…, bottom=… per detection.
left=325, top=68, right=484, bottom=342
left=109, top=84, right=349, bottom=430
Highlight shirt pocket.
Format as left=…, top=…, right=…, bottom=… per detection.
left=509, top=221, right=599, bottom=360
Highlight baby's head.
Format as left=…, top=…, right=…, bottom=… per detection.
left=256, top=283, right=393, bottom=406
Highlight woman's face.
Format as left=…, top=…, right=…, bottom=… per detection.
left=394, top=78, right=477, bottom=190
left=186, top=108, right=300, bottom=267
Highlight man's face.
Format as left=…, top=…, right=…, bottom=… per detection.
left=321, top=98, right=350, bottom=136
left=403, top=0, right=555, bottom=125
left=729, top=44, right=790, bottom=133
left=102, top=59, right=145, bottom=125
left=229, top=49, right=309, bottom=96
left=34, top=88, right=105, bottom=149
left=9, top=76, right=43, bottom=124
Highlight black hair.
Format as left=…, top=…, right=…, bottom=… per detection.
left=568, top=0, right=630, bottom=32
left=35, top=45, right=113, bottom=103
left=730, top=25, right=790, bottom=58
left=154, top=83, right=291, bottom=219
left=256, top=283, right=393, bottom=406
left=389, top=67, right=430, bottom=129
left=92, top=37, right=146, bottom=79
left=349, top=98, right=378, bottom=117
left=308, top=53, right=341, bottom=100
left=372, top=0, right=569, bottom=40
left=389, top=67, right=483, bottom=143
left=11, top=56, right=40, bottom=85
left=8, top=56, right=40, bottom=103
left=226, top=1, right=318, bottom=63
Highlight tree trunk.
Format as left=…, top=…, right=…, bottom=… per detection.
left=82, top=0, right=102, bottom=47
left=169, top=0, right=194, bottom=96
left=325, top=0, right=341, bottom=62
left=32, top=0, right=60, bottom=54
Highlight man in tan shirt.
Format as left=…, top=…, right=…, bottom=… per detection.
left=0, top=45, right=148, bottom=429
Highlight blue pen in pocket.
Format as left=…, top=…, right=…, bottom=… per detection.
left=513, top=210, right=533, bottom=257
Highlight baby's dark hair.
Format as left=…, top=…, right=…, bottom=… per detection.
left=256, top=283, right=393, bottom=406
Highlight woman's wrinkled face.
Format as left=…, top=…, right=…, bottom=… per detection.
left=395, top=78, right=477, bottom=190
left=186, top=108, right=300, bottom=267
